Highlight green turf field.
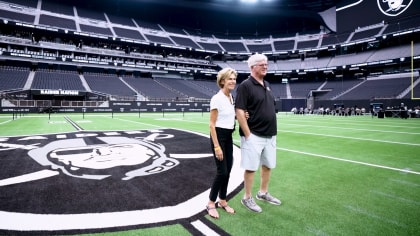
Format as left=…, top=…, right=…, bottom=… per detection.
left=1, top=112, right=419, bottom=236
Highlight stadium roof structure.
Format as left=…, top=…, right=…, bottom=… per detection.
left=62, top=0, right=341, bottom=38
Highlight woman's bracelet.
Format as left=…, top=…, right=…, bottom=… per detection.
left=214, top=146, right=221, bottom=151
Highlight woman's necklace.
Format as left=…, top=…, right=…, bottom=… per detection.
left=222, top=89, right=233, bottom=105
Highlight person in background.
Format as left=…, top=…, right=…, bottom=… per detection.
left=400, top=102, right=408, bottom=119
left=235, top=53, right=281, bottom=213
left=207, top=67, right=237, bottom=219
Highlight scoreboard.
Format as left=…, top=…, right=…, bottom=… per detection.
left=336, top=0, right=420, bottom=34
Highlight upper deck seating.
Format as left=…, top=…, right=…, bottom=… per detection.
left=80, top=24, right=113, bottom=36
left=247, top=43, right=272, bottom=53
left=219, top=41, right=247, bottom=52
left=0, top=9, right=35, bottom=23
left=107, top=14, right=136, bottom=27
left=350, top=27, right=382, bottom=42
left=113, top=27, right=145, bottom=40
left=273, top=40, right=295, bottom=51
left=77, top=8, right=107, bottom=21
left=170, top=36, right=201, bottom=49
left=39, top=14, right=76, bottom=30
left=144, top=34, right=173, bottom=45
left=41, top=1, right=74, bottom=16
left=296, top=39, right=319, bottom=50
left=320, top=32, right=351, bottom=46
left=197, top=42, right=223, bottom=51
left=4, top=0, right=37, bottom=8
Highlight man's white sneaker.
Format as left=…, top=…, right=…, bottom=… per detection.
left=256, top=192, right=281, bottom=205
left=241, top=197, right=262, bottom=213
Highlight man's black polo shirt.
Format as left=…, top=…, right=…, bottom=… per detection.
left=235, top=76, right=277, bottom=137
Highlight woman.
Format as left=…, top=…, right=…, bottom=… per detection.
left=207, top=67, right=237, bottom=219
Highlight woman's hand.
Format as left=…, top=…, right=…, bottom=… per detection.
left=214, top=146, right=223, bottom=160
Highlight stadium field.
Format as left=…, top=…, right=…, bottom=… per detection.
left=0, top=112, right=419, bottom=236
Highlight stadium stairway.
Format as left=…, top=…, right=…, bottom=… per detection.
left=397, top=72, right=420, bottom=99
left=79, top=74, right=92, bottom=92
left=23, top=70, right=35, bottom=90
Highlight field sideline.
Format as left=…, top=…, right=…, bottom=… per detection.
left=0, top=112, right=419, bottom=236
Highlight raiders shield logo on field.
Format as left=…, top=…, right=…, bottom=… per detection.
left=0, top=129, right=242, bottom=233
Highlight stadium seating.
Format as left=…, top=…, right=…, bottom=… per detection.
left=316, top=79, right=364, bottom=100
left=39, top=14, right=77, bottom=30
left=337, top=76, right=413, bottom=100
left=83, top=73, right=135, bottom=97
left=32, top=70, right=85, bottom=90
left=0, top=67, right=30, bottom=91
left=0, top=0, right=418, bottom=109
left=289, top=81, right=325, bottom=98
left=122, top=76, right=183, bottom=100
left=113, top=27, right=146, bottom=41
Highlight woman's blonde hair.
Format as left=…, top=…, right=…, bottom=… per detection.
left=216, top=67, right=237, bottom=88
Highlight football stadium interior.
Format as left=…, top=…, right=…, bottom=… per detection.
left=0, top=1, right=419, bottom=235
left=0, top=0, right=419, bottom=116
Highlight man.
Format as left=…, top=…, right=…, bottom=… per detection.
left=400, top=102, right=408, bottom=119
left=235, top=53, right=281, bottom=213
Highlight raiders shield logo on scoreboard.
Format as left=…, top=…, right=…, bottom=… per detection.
left=377, top=0, right=413, bottom=16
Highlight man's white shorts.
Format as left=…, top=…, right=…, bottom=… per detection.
left=240, top=133, right=276, bottom=171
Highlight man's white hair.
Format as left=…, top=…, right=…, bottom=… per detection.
left=247, top=53, right=268, bottom=68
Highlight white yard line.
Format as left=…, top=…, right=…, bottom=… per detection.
left=0, top=119, right=12, bottom=125
left=388, top=178, right=420, bottom=187
left=111, top=117, right=165, bottom=128
left=282, top=123, right=420, bottom=135
left=140, top=118, right=420, bottom=175
left=279, top=130, right=420, bottom=146
left=278, top=147, right=420, bottom=175
left=344, top=205, right=407, bottom=228
left=279, top=116, right=420, bottom=129
left=370, top=190, right=420, bottom=206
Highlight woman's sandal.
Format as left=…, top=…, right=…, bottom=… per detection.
left=216, top=202, right=236, bottom=214
left=206, top=205, right=219, bottom=219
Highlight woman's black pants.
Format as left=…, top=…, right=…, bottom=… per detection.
left=209, top=127, right=234, bottom=202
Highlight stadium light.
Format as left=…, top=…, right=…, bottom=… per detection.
left=240, top=0, right=258, bottom=3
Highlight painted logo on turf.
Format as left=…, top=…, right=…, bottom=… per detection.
left=28, top=134, right=179, bottom=180
left=0, top=129, right=242, bottom=233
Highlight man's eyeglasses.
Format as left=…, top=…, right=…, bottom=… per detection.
left=255, top=63, right=268, bottom=67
